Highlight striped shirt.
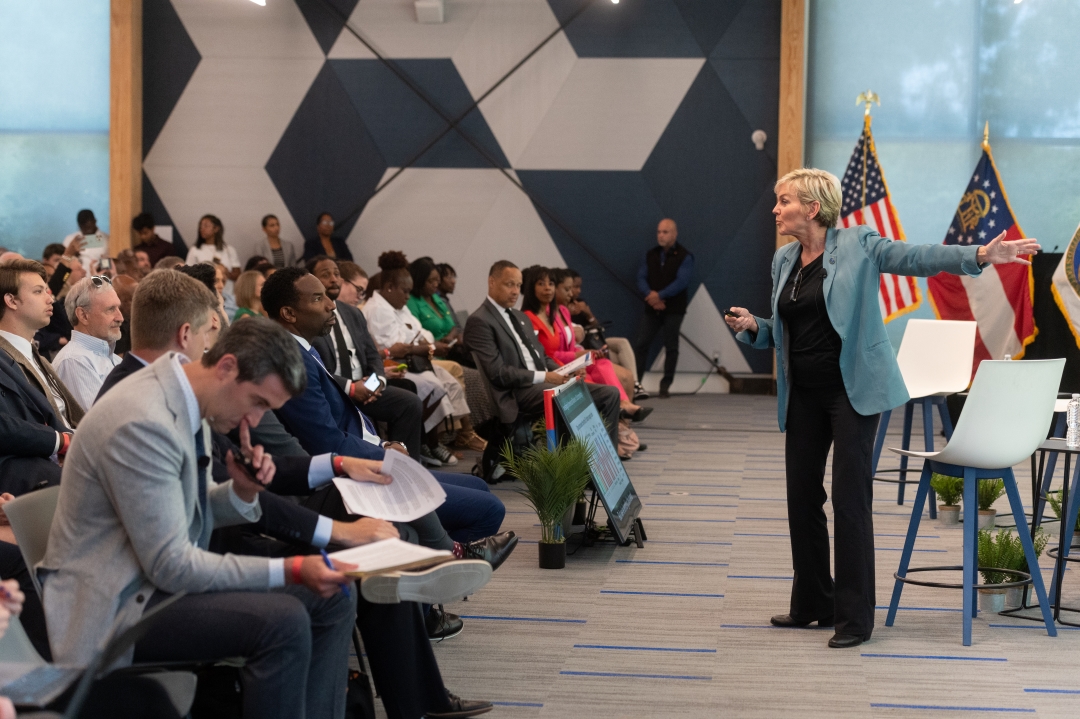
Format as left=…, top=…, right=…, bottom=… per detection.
left=53, top=330, right=121, bottom=412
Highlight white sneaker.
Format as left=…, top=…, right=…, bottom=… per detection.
left=418, top=445, right=443, bottom=467
left=431, top=444, right=458, bottom=466
left=360, top=560, right=492, bottom=604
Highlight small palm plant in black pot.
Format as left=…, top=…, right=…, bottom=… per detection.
left=502, top=439, right=592, bottom=569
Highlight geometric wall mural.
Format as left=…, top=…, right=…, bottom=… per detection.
left=144, top=0, right=780, bottom=374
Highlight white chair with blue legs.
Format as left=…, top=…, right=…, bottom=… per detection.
left=871, top=319, right=978, bottom=520
left=884, top=358, right=1062, bottom=646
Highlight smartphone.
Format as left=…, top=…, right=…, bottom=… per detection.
left=446, top=338, right=458, bottom=348
left=363, top=374, right=382, bottom=392
left=98, top=257, right=112, bottom=271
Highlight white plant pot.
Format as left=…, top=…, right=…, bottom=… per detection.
left=938, top=506, right=960, bottom=525
left=1005, top=586, right=1025, bottom=608
left=979, top=589, right=1006, bottom=613
left=978, top=509, right=997, bottom=529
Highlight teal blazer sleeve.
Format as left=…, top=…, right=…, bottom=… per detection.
left=735, top=225, right=983, bottom=431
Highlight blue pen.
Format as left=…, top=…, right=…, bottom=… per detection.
left=320, top=549, right=351, bottom=598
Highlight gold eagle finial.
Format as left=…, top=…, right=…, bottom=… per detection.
left=856, top=90, right=880, bottom=117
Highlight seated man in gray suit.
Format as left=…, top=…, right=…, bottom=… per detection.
left=463, top=260, right=621, bottom=450
left=39, top=318, right=357, bottom=719
left=40, top=318, right=491, bottom=719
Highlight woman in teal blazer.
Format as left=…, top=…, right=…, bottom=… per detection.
left=725, top=168, right=1039, bottom=649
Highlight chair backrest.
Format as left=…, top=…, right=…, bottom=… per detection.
left=4, top=486, right=60, bottom=598
left=936, top=359, right=1064, bottom=469
left=895, top=319, right=978, bottom=398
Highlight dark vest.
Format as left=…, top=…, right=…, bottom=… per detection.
left=645, top=243, right=690, bottom=315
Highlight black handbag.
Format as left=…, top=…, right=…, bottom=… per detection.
left=580, top=321, right=608, bottom=351
left=404, top=354, right=434, bottom=374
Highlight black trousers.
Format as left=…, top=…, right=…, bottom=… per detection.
left=0, top=456, right=61, bottom=496
left=364, top=384, right=424, bottom=458
left=632, top=309, right=685, bottom=384
left=785, top=383, right=879, bottom=637
left=208, top=529, right=453, bottom=719
left=134, top=586, right=356, bottom=719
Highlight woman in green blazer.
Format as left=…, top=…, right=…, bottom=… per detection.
left=725, top=168, right=1039, bottom=648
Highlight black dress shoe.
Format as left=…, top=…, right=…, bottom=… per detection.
left=426, top=691, right=493, bottom=718
left=620, top=406, right=654, bottom=423
left=637, top=443, right=647, bottom=452
left=828, top=632, right=870, bottom=649
left=658, top=381, right=671, bottom=399
left=426, top=605, right=463, bottom=642
left=770, top=614, right=834, bottom=628
left=464, top=531, right=518, bottom=570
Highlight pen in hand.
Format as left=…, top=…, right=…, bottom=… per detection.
left=320, top=549, right=351, bottom=598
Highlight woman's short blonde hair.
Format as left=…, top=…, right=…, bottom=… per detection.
left=234, top=270, right=264, bottom=311
left=775, top=168, right=842, bottom=228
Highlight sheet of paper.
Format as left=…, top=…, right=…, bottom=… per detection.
left=332, top=450, right=447, bottom=522
left=328, top=538, right=453, bottom=575
left=554, top=351, right=594, bottom=376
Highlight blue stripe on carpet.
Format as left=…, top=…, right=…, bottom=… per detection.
left=573, top=644, right=717, bottom=653
left=647, top=540, right=732, bottom=546
left=728, top=575, right=793, bottom=580
left=1023, top=688, right=1080, bottom=694
left=560, top=671, right=712, bottom=681
left=861, top=653, right=1006, bottom=662
left=869, top=703, right=1033, bottom=713
left=616, top=560, right=728, bottom=566
left=459, top=615, right=586, bottom=623
left=492, top=701, right=544, bottom=707
left=600, top=590, right=723, bottom=597
left=874, top=606, right=963, bottom=613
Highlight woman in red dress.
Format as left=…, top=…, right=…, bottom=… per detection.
left=521, top=266, right=651, bottom=423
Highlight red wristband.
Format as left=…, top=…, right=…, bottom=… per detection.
left=58, top=433, right=71, bottom=456
left=332, top=455, right=345, bottom=476
left=289, top=556, right=304, bottom=585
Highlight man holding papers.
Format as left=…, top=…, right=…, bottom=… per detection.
left=464, top=260, right=622, bottom=449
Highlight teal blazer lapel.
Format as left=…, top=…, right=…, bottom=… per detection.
left=774, top=243, right=800, bottom=316
left=822, top=228, right=839, bottom=301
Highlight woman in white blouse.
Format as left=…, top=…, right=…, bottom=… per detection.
left=187, top=215, right=241, bottom=317
left=363, top=265, right=486, bottom=467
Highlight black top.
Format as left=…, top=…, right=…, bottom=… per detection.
left=645, top=243, right=690, bottom=314
left=777, top=253, right=844, bottom=389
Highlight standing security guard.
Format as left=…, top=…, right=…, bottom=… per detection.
left=632, top=218, right=694, bottom=398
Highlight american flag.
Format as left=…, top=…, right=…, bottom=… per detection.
left=927, top=144, right=1035, bottom=365
left=837, top=119, right=921, bottom=322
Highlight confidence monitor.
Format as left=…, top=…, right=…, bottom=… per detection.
left=550, top=378, right=643, bottom=545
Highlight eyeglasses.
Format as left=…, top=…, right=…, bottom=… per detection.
left=319, top=219, right=335, bottom=227
left=789, top=267, right=804, bottom=302
left=90, top=275, right=113, bottom=288
left=349, top=281, right=366, bottom=299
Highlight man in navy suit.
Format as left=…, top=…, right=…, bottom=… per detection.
left=264, top=268, right=516, bottom=562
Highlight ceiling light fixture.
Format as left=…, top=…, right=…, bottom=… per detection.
left=249, top=0, right=266, bottom=6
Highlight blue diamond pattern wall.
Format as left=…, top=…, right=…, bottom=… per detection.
left=143, top=0, right=780, bottom=375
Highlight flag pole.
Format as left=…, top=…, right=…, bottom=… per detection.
left=856, top=90, right=880, bottom=208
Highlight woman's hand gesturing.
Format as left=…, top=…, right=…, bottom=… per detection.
left=724, top=307, right=758, bottom=335
left=977, top=232, right=1041, bottom=266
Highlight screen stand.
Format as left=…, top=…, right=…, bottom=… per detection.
left=569, top=483, right=647, bottom=552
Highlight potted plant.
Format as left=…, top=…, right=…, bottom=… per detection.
left=976, top=478, right=1005, bottom=528
left=1047, top=490, right=1080, bottom=538
left=502, top=438, right=593, bottom=569
left=930, top=474, right=963, bottom=525
left=977, top=529, right=1020, bottom=612
left=1007, top=528, right=1048, bottom=608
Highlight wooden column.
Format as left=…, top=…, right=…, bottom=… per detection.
left=109, top=0, right=142, bottom=256
left=776, top=0, right=807, bottom=250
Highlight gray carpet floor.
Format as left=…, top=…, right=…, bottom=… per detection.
left=375, top=393, right=1080, bottom=718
